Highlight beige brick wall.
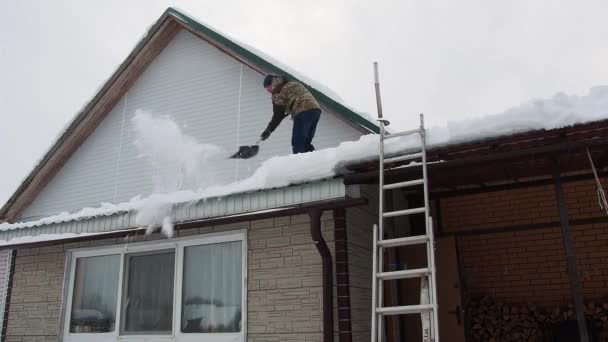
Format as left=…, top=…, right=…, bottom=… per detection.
left=6, top=245, right=64, bottom=341
left=3, top=213, right=338, bottom=342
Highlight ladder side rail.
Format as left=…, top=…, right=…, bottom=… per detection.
left=377, top=122, right=386, bottom=342
left=428, top=218, right=440, bottom=341
left=374, top=62, right=386, bottom=342
left=421, top=114, right=440, bottom=342
left=371, top=224, right=379, bottom=342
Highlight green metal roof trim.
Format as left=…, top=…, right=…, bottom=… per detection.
left=0, top=178, right=348, bottom=245
left=166, top=7, right=380, bottom=134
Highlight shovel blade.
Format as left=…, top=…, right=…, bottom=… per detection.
left=230, top=145, right=260, bottom=159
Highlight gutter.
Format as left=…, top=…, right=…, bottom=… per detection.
left=344, top=136, right=608, bottom=186
left=0, top=198, right=367, bottom=251
left=309, top=208, right=334, bottom=342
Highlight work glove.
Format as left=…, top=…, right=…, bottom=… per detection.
left=260, top=130, right=271, bottom=141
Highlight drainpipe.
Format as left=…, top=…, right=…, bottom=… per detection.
left=309, top=208, right=334, bottom=342
left=1, top=250, right=16, bottom=338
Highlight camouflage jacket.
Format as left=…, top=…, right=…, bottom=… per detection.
left=263, top=79, right=321, bottom=135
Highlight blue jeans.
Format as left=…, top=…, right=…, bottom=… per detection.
left=292, top=109, right=321, bottom=154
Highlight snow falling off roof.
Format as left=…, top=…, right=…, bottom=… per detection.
left=1, top=84, right=607, bottom=233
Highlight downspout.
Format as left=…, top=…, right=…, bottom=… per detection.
left=1, top=250, right=16, bottom=339
left=309, top=208, right=334, bottom=342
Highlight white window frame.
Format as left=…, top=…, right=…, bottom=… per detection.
left=62, top=230, right=247, bottom=342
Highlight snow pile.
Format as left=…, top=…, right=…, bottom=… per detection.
left=0, top=232, right=102, bottom=246
left=131, top=110, right=222, bottom=237
left=444, top=86, right=608, bottom=143
left=1, top=86, right=607, bottom=233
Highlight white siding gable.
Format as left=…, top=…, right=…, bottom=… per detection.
left=19, top=30, right=364, bottom=221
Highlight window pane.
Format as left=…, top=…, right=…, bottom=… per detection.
left=121, top=250, right=175, bottom=335
left=70, top=255, right=120, bottom=333
left=182, top=241, right=242, bottom=333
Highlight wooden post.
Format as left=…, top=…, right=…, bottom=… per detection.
left=552, top=160, right=589, bottom=342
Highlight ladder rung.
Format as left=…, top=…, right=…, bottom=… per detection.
left=377, top=268, right=430, bottom=280
left=384, top=152, right=422, bottom=164
left=377, top=304, right=435, bottom=316
left=378, top=235, right=429, bottom=248
left=383, top=207, right=425, bottom=218
left=383, top=179, right=424, bottom=190
left=383, top=129, right=420, bottom=140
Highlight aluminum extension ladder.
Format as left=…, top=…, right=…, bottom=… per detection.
left=371, top=63, right=439, bottom=342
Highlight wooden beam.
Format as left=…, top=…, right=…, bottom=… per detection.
left=438, top=215, right=608, bottom=238
left=432, top=170, right=608, bottom=198
left=551, top=159, right=589, bottom=342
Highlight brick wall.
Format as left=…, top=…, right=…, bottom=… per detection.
left=440, top=177, right=608, bottom=306
left=0, top=249, right=11, bottom=333
left=346, top=185, right=377, bottom=342
left=3, top=213, right=338, bottom=342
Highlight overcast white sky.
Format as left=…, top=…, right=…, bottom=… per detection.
left=1, top=0, right=608, bottom=207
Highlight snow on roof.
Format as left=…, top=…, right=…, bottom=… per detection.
left=0, top=232, right=109, bottom=247
left=2, top=86, right=607, bottom=233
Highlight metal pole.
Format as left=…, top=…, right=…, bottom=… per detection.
left=586, top=148, right=608, bottom=215
left=374, top=62, right=384, bottom=119
left=374, top=62, right=385, bottom=342
left=551, top=159, right=589, bottom=342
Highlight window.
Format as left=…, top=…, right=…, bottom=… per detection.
left=63, top=231, right=246, bottom=342
left=69, top=255, right=120, bottom=333
left=182, top=241, right=242, bottom=333
left=121, top=250, right=175, bottom=335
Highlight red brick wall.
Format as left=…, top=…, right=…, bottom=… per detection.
left=440, top=178, right=608, bottom=306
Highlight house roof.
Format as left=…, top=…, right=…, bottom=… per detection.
left=0, top=178, right=349, bottom=247
left=166, top=8, right=380, bottom=133
left=0, top=7, right=379, bottom=223
left=345, top=119, right=608, bottom=193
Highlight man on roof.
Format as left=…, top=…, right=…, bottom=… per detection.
left=260, top=75, right=322, bottom=154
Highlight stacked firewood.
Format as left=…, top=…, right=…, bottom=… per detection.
left=467, top=297, right=608, bottom=342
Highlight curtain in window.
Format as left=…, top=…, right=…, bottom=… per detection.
left=70, top=255, right=120, bottom=333
left=181, top=241, right=242, bottom=333
left=121, top=250, right=175, bottom=335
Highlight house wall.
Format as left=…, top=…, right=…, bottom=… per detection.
left=3, top=213, right=339, bottom=342
left=346, top=185, right=377, bottom=342
left=19, top=28, right=365, bottom=221
left=0, top=250, right=11, bottom=334
left=440, top=177, right=608, bottom=307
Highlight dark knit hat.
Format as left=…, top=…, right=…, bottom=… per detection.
left=263, top=74, right=278, bottom=87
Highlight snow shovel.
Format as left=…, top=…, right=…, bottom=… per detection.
left=230, top=139, right=262, bottom=159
